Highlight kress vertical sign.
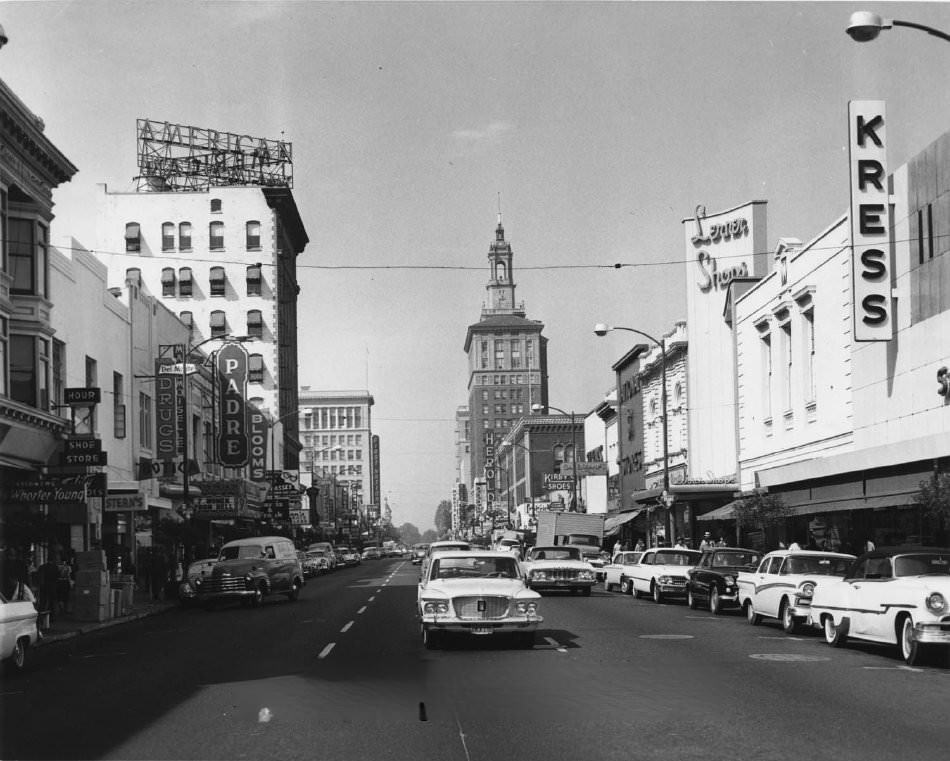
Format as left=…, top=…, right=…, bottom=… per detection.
left=849, top=100, right=893, bottom=342
left=216, top=342, right=249, bottom=467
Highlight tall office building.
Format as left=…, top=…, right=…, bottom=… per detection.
left=463, top=215, right=548, bottom=497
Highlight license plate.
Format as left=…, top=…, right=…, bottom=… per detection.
left=471, top=626, right=493, bottom=635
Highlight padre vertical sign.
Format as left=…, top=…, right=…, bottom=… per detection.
left=849, top=100, right=893, bottom=342
left=216, top=341, right=249, bottom=467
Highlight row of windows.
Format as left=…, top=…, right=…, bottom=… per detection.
left=3, top=194, right=50, bottom=299
left=125, top=219, right=261, bottom=253
left=179, top=310, right=266, bottom=341
left=313, top=464, right=364, bottom=477
left=758, top=302, right=816, bottom=422
left=476, top=373, right=540, bottom=386
left=308, top=448, right=363, bottom=461
left=481, top=389, right=528, bottom=401
left=305, top=433, right=364, bottom=448
left=482, top=404, right=526, bottom=415
left=152, top=265, right=263, bottom=298
left=478, top=338, right=535, bottom=371
left=302, top=406, right=365, bottom=430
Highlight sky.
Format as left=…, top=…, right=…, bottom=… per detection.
left=4, top=1, right=950, bottom=532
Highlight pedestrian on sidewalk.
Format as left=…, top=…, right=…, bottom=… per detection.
left=56, top=553, right=74, bottom=614
left=38, top=553, right=59, bottom=621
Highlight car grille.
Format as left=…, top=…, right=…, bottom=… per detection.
left=200, top=574, right=248, bottom=594
left=665, top=576, right=687, bottom=586
left=453, top=596, right=510, bottom=620
left=537, top=569, right=582, bottom=581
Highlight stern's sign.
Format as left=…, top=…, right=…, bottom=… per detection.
left=848, top=101, right=893, bottom=342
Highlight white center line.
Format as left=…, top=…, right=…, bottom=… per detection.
left=340, top=621, right=354, bottom=633
left=318, top=642, right=335, bottom=659
left=368, top=595, right=376, bottom=602
left=357, top=606, right=367, bottom=614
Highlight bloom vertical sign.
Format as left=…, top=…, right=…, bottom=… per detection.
left=848, top=100, right=893, bottom=342
left=216, top=341, right=249, bottom=467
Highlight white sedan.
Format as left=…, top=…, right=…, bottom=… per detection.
left=521, top=545, right=598, bottom=595
left=630, top=548, right=702, bottom=602
left=603, top=551, right=644, bottom=594
left=417, top=550, right=542, bottom=649
left=809, top=547, right=950, bottom=666
left=1, top=590, right=39, bottom=673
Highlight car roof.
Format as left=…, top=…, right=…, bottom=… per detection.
left=224, top=536, right=289, bottom=547
left=861, top=546, right=950, bottom=558
left=702, top=547, right=759, bottom=553
left=431, top=550, right=517, bottom=560
left=763, top=550, right=855, bottom=558
left=430, top=540, right=470, bottom=547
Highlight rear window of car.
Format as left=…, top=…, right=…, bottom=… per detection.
left=783, top=555, right=852, bottom=575
left=894, top=553, right=950, bottom=577
left=711, top=551, right=759, bottom=567
left=654, top=551, right=700, bottom=565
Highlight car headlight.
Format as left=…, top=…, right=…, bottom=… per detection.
left=723, top=575, right=736, bottom=585
left=658, top=575, right=673, bottom=584
left=530, top=570, right=549, bottom=581
left=925, top=592, right=947, bottom=614
left=578, top=570, right=595, bottom=581
left=193, top=577, right=202, bottom=586
left=515, top=601, right=539, bottom=615
left=799, top=582, right=815, bottom=599
left=422, top=601, right=450, bottom=615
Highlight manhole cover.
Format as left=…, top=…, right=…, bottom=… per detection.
left=749, top=653, right=831, bottom=662
left=639, top=634, right=694, bottom=640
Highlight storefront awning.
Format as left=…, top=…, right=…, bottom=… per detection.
left=697, top=501, right=738, bottom=521
left=697, top=493, right=918, bottom=521
left=604, top=509, right=643, bottom=535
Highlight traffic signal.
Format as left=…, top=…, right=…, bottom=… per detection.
left=938, top=366, right=950, bottom=397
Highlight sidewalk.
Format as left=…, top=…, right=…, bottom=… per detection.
left=36, top=588, right=178, bottom=647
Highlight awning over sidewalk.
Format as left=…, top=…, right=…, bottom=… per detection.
left=604, top=509, right=643, bottom=535
left=696, top=501, right=738, bottom=521
left=696, top=492, right=918, bottom=522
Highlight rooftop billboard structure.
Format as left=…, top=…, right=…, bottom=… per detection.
left=135, top=118, right=293, bottom=192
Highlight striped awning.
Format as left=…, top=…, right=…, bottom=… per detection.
left=604, top=509, right=644, bottom=535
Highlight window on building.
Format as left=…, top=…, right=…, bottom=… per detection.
left=494, top=339, right=505, bottom=369
left=125, top=267, right=141, bottom=287
left=802, top=308, right=816, bottom=403
left=162, top=222, right=175, bottom=251
left=246, top=264, right=262, bottom=296
left=0, top=317, right=8, bottom=397
left=494, top=404, right=505, bottom=414
left=209, top=266, right=226, bottom=297
left=210, top=198, right=222, bottom=213
left=179, top=222, right=192, bottom=250
left=9, top=335, right=36, bottom=407
left=248, top=353, right=264, bottom=383
left=481, top=390, right=489, bottom=401
left=139, top=391, right=152, bottom=449
left=246, top=221, right=261, bottom=249
left=209, top=221, right=224, bottom=250
left=161, top=267, right=176, bottom=297
left=210, top=310, right=227, bottom=338
left=37, top=338, right=50, bottom=411
left=9, top=218, right=48, bottom=297
left=247, top=309, right=263, bottom=338
left=52, top=338, right=65, bottom=414
left=125, top=222, right=141, bottom=252
left=114, top=371, right=126, bottom=439
left=760, top=330, right=773, bottom=421
left=482, top=405, right=489, bottom=415
left=179, top=267, right=193, bottom=297
left=511, top=339, right=521, bottom=368
left=780, top=319, right=792, bottom=412
left=526, top=340, right=535, bottom=368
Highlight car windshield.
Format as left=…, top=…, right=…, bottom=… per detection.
left=783, top=555, right=852, bottom=575
left=711, top=551, right=759, bottom=567
left=432, top=544, right=469, bottom=553
left=654, top=551, right=699, bottom=565
left=529, top=547, right=580, bottom=561
left=894, top=553, right=950, bottom=577
left=432, top=557, right=519, bottom=580
left=220, top=545, right=264, bottom=560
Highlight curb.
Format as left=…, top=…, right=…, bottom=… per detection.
left=36, top=602, right=178, bottom=648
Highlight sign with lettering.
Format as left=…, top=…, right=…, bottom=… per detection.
left=64, top=451, right=108, bottom=467
left=64, top=387, right=101, bottom=406
left=155, top=360, right=177, bottom=461
left=247, top=402, right=268, bottom=481
left=848, top=100, right=893, bottom=342
left=65, top=438, right=102, bottom=456
left=574, top=461, right=608, bottom=477
left=4, top=473, right=107, bottom=505
left=105, top=494, right=145, bottom=512
left=543, top=473, right=575, bottom=488
left=216, top=342, right=249, bottom=466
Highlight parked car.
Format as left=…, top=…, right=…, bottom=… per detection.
left=411, top=544, right=430, bottom=565
left=298, top=550, right=326, bottom=577
left=603, top=550, right=644, bottom=594
left=737, top=549, right=855, bottom=632
left=577, top=546, right=610, bottom=582
left=808, top=547, right=950, bottom=666
left=686, top=547, right=761, bottom=614
left=178, top=557, right=219, bottom=606
left=419, top=540, right=471, bottom=581
left=336, top=547, right=362, bottom=567
left=629, top=547, right=702, bottom=603
left=194, top=536, right=305, bottom=608
left=417, top=550, right=542, bottom=649
left=1, top=590, right=39, bottom=673
left=521, top=545, right=597, bottom=596
left=307, top=542, right=337, bottom=570
left=361, top=546, right=381, bottom=561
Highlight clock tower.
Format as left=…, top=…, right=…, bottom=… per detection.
left=485, top=214, right=520, bottom=316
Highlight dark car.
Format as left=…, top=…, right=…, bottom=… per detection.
left=194, top=536, right=304, bottom=609
left=686, top=547, right=761, bottom=614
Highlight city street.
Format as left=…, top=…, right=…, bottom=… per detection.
left=2, top=558, right=948, bottom=761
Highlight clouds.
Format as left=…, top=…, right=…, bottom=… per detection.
left=452, top=120, right=514, bottom=144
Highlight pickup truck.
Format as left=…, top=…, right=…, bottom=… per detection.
left=736, top=550, right=854, bottom=632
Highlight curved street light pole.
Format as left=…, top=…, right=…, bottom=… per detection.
left=846, top=11, right=950, bottom=43
left=594, top=324, right=671, bottom=546
left=532, top=402, right=579, bottom=512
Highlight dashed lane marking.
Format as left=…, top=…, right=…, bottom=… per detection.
left=318, top=642, right=335, bottom=659
left=639, top=634, right=694, bottom=640
left=749, top=653, right=830, bottom=662
left=357, top=606, right=367, bottom=614
left=863, top=665, right=925, bottom=673
left=340, top=621, right=354, bottom=633
left=368, top=595, right=376, bottom=602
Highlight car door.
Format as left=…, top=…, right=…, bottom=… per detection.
left=690, top=552, right=712, bottom=600
left=604, top=553, right=622, bottom=587
left=848, top=556, right=896, bottom=639
left=632, top=551, right=653, bottom=592
left=751, top=556, right=779, bottom=616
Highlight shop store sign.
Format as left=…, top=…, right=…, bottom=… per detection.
left=848, top=100, right=893, bottom=342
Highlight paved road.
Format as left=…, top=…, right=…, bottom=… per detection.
left=2, top=558, right=947, bottom=760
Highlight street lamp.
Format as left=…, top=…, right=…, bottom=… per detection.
left=594, top=323, right=672, bottom=545
left=531, top=402, right=580, bottom=513
left=846, top=11, right=950, bottom=43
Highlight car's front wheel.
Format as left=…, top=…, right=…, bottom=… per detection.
left=687, top=588, right=698, bottom=609
left=422, top=627, right=440, bottom=650
left=249, top=582, right=265, bottom=608
left=780, top=600, right=798, bottom=634
left=287, top=579, right=301, bottom=602
left=652, top=582, right=663, bottom=604
left=10, top=637, right=28, bottom=672
left=900, top=616, right=929, bottom=666
left=824, top=615, right=848, bottom=647
left=709, top=586, right=722, bottom=615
